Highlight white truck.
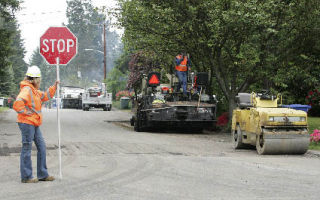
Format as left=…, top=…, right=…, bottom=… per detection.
left=82, top=83, right=112, bottom=111
left=0, top=97, right=4, bottom=107
left=61, top=86, right=85, bottom=109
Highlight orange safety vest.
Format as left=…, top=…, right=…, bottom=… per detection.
left=175, top=55, right=188, bottom=72
left=13, top=81, right=57, bottom=127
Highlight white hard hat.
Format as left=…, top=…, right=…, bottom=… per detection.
left=26, top=65, right=41, bottom=78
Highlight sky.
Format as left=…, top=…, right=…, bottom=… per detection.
left=16, top=0, right=118, bottom=63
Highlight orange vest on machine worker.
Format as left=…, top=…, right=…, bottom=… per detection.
left=13, top=81, right=56, bottom=127
left=175, top=55, right=188, bottom=72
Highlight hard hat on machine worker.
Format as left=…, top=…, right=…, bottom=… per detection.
left=26, top=65, right=41, bottom=78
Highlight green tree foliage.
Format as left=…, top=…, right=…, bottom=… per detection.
left=0, top=0, right=26, bottom=96
left=105, top=68, right=127, bottom=99
left=9, top=22, right=28, bottom=92
left=105, top=51, right=130, bottom=99
left=65, top=0, right=105, bottom=83
left=0, top=64, right=15, bottom=95
left=118, top=0, right=320, bottom=116
left=64, top=0, right=122, bottom=85
left=29, top=48, right=56, bottom=91
left=271, top=0, right=320, bottom=104
left=114, top=51, right=130, bottom=74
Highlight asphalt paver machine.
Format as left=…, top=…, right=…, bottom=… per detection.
left=131, top=72, right=217, bottom=132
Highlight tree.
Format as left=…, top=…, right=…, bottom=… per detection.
left=65, top=0, right=122, bottom=84
left=118, top=0, right=320, bottom=118
left=9, top=21, right=27, bottom=93
left=65, top=0, right=105, bottom=83
left=0, top=64, right=15, bottom=95
left=127, top=51, right=161, bottom=96
left=0, top=0, right=26, bottom=96
left=29, top=48, right=56, bottom=91
left=271, top=0, right=320, bottom=104
left=105, top=50, right=131, bottom=99
left=105, top=68, right=127, bottom=99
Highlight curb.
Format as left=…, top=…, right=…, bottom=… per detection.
left=308, top=150, right=320, bottom=157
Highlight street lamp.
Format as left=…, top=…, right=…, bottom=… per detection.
left=84, top=42, right=106, bottom=79
left=83, top=20, right=107, bottom=80
left=84, top=48, right=106, bottom=79
left=84, top=49, right=104, bottom=54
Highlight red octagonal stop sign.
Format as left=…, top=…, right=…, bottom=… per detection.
left=40, top=27, right=77, bottom=65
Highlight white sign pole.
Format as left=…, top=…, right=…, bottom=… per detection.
left=56, top=57, right=62, bottom=179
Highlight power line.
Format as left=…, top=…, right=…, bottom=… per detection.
left=18, top=10, right=64, bottom=16
left=16, top=10, right=66, bottom=25
left=18, top=19, right=66, bottom=25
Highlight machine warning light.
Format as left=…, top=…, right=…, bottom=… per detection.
left=147, top=72, right=160, bottom=86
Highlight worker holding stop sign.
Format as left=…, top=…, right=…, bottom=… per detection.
left=39, top=26, right=78, bottom=180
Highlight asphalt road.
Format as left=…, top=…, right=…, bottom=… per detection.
left=0, top=108, right=319, bottom=200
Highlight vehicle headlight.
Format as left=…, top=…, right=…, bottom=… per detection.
left=197, top=108, right=211, bottom=113
left=268, top=116, right=306, bottom=122
left=269, top=116, right=274, bottom=122
left=197, top=108, right=206, bottom=113
left=299, top=117, right=306, bottom=122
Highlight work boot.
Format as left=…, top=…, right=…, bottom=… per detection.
left=21, top=178, right=39, bottom=183
left=39, top=176, right=55, bottom=181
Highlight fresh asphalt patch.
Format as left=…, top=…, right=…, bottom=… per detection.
left=0, top=143, right=66, bottom=156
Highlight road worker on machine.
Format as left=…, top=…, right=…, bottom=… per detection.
left=13, top=65, right=59, bottom=183
left=175, top=52, right=191, bottom=95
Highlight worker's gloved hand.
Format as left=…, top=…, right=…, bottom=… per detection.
left=54, top=81, right=60, bottom=87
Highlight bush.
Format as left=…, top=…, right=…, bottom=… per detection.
left=217, top=112, right=229, bottom=126
left=310, top=129, right=320, bottom=144
left=306, top=89, right=320, bottom=117
left=115, top=90, right=134, bottom=101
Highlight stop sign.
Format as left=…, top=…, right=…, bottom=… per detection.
left=40, top=27, right=77, bottom=65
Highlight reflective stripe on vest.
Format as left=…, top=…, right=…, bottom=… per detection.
left=40, top=93, right=45, bottom=100
left=24, top=86, right=41, bottom=114
left=25, top=106, right=33, bottom=115
left=17, top=109, right=24, bottom=114
left=46, top=88, right=52, bottom=100
left=15, top=98, right=27, bottom=114
left=16, top=98, right=26, bottom=103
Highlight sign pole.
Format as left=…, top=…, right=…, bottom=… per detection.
left=56, top=57, right=62, bottom=180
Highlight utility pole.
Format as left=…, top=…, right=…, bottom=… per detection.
left=103, top=23, right=107, bottom=80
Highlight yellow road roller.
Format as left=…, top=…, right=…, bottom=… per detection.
left=231, top=91, right=309, bottom=154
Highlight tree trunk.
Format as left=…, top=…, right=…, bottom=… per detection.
left=228, top=94, right=237, bottom=121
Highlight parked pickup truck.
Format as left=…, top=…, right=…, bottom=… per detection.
left=82, top=83, right=112, bottom=111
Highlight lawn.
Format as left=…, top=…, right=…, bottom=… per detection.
left=0, top=107, right=9, bottom=113
left=112, top=101, right=120, bottom=109
left=112, top=100, right=132, bottom=110
left=308, top=117, right=320, bottom=150
left=308, top=117, right=320, bottom=133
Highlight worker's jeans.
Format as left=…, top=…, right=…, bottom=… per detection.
left=176, top=71, right=187, bottom=94
left=18, top=123, right=49, bottom=180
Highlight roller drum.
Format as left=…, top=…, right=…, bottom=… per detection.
left=256, top=133, right=309, bottom=155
